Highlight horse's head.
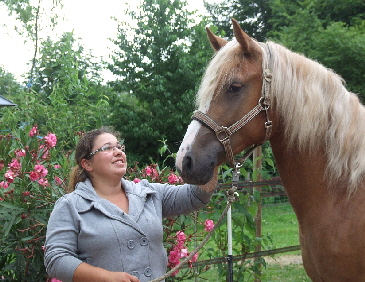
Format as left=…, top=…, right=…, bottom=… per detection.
left=176, top=19, right=273, bottom=185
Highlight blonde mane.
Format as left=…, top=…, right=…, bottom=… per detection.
left=265, top=41, right=365, bottom=193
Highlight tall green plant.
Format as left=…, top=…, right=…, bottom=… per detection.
left=0, top=125, right=75, bottom=281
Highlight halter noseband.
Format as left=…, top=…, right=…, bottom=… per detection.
left=191, top=43, right=273, bottom=167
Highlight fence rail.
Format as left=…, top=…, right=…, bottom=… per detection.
left=180, top=245, right=301, bottom=269
left=181, top=178, right=301, bottom=273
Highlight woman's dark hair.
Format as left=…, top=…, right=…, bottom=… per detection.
left=68, top=127, right=118, bottom=192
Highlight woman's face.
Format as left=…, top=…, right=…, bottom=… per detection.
left=84, top=133, right=127, bottom=180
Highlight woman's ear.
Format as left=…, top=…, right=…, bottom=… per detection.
left=81, top=158, right=93, bottom=172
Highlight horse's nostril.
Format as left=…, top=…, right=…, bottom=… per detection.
left=182, top=155, right=193, bottom=173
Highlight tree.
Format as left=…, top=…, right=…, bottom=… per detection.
left=0, top=0, right=62, bottom=82
left=108, top=0, right=213, bottom=164
left=268, top=0, right=365, bottom=99
left=1, top=32, right=112, bottom=150
left=204, top=0, right=272, bottom=41
left=0, top=67, right=23, bottom=98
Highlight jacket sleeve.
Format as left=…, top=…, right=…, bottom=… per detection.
left=151, top=182, right=213, bottom=218
left=44, top=195, right=83, bottom=282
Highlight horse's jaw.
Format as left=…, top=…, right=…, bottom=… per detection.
left=176, top=121, right=223, bottom=185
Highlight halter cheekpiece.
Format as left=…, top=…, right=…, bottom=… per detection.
left=191, top=43, right=273, bottom=167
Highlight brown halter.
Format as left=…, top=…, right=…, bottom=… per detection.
left=191, top=43, right=273, bottom=167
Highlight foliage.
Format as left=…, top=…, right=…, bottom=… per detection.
left=206, top=0, right=365, bottom=99
left=0, top=126, right=74, bottom=281
left=0, top=67, right=23, bottom=98
left=108, top=0, right=214, bottom=164
left=205, top=0, right=272, bottom=41
left=267, top=0, right=365, bottom=98
left=31, top=32, right=102, bottom=98
left=0, top=32, right=111, bottom=151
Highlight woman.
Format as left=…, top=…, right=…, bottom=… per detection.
left=44, top=128, right=218, bottom=282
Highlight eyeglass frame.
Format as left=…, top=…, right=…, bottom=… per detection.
left=87, top=143, right=125, bottom=158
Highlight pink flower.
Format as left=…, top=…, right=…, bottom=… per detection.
left=168, top=173, right=180, bottom=184
left=42, top=149, right=50, bottom=159
left=0, top=181, right=9, bottom=189
left=168, top=249, right=180, bottom=265
left=54, top=176, right=63, bottom=185
left=176, top=231, right=186, bottom=248
left=4, top=170, right=17, bottom=183
left=29, top=170, right=40, bottom=181
left=0, top=197, right=3, bottom=201
left=54, top=164, right=61, bottom=169
left=144, top=165, right=159, bottom=180
left=51, top=279, right=63, bottom=282
left=34, top=164, right=48, bottom=177
left=133, top=178, right=141, bottom=183
left=38, top=178, right=49, bottom=187
left=190, top=252, right=199, bottom=263
left=180, top=248, right=188, bottom=258
left=204, top=219, right=215, bottom=232
left=188, top=253, right=199, bottom=268
left=145, top=166, right=153, bottom=176
left=15, top=149, right=26, bottom=157
left=9, top=158, right=21, bottom=171
left=176, top=231, right=186, bottom=242
left=44, top=133, right=57, bottom=147
left=29, top=126, right=38, bottom=137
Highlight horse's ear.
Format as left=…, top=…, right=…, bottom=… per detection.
left=232, top=18, right=252, bottom=55
left=206, top=27, right=228, bottom=52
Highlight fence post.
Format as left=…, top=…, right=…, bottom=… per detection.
left=253, top=147, right=262, bottom=282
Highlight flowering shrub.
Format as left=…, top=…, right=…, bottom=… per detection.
left=126, top=162, right=215, bottom=281
left=0, top=128, right=269, bottom=282
left=0, top=126, right=74, bottom=281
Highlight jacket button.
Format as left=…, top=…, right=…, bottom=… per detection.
left=144, top=267, right=152, bottom=277
left=127, top=240, right=135, bottom=249
left=132, top=271, right=139, bottom=278
left=140, top=237, right=148, bottom=246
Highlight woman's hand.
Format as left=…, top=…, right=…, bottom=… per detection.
left=198, top=166, right=219, bottom=192
left=73, top=263, right=140, bottom=282
left=108, top=271, right=140, bottom=282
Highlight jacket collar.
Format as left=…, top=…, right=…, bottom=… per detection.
left=72, top=178, right=156, bottom=233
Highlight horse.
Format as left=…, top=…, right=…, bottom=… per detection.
left=175, top=19, right=365, bottom=281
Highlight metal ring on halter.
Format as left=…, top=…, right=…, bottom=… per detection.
left=259, top=97, right=270, bottom=110
left=216, top=127, right=230, bottom=142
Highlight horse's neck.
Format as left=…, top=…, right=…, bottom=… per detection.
left=269, top=134, right=336, bottom=220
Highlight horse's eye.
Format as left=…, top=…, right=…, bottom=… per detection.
left=228, top=83, right=243, bottom=93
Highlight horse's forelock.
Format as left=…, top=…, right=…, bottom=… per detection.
left=267, top=41, right=365, bottom=193
left=196, top=40, right=243, bottom=112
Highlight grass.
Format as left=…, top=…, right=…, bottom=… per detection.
left=261, top=203, right=300, bottom=248
left=188, top=203, right=311, bottom=281
left=260, top=203, right=310, bottom=281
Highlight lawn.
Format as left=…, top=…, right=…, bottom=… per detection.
left=260, top=203, right=310, bottom=282
left=184, top=203, right=311, bottom=281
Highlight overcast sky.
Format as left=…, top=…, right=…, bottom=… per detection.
left=0, top=0, right=216, bottom=83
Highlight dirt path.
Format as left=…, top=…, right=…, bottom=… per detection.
left=264, top=255, right=303, bottom=266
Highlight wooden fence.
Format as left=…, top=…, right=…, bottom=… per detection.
left=179, top=178, right=301, bottom=280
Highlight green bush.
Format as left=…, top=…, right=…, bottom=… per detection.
left=0, top=125, right=74, bottom=281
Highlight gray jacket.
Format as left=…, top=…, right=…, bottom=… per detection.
left=44, top=178, right=213, bottom=282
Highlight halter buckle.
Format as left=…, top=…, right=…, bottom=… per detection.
left=216, top=127, right=230, bottom=142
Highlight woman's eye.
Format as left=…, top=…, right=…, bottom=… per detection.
left=103, top=145, right=112, bottom=151
left=228, top=83, right=243, bottom=93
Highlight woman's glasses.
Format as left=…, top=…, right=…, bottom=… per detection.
left=88, top=144, right=125, bottom=158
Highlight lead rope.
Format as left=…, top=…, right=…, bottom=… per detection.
left=147, top=164, right=243, bottom=282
